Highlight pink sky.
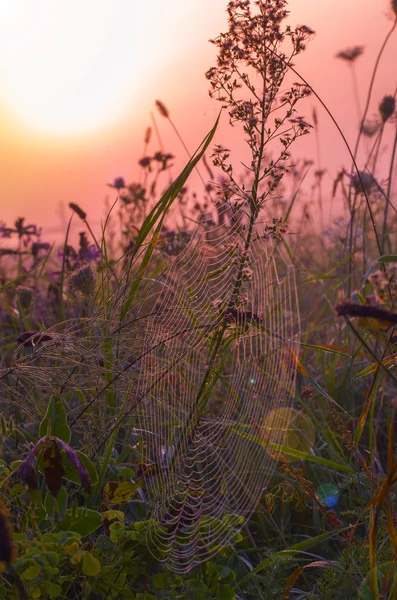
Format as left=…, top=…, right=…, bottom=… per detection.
left=0, top=0, right=396, bottom=239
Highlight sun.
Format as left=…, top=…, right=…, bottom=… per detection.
left=0, top=0, right=161, bottom=137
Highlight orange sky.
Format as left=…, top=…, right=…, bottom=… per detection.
left=0, top=0, right=396, bottom=239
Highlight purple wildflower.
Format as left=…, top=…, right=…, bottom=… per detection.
left=0, top=222, right=11, bottom=238
left=107, top=177, right=126, bottom=190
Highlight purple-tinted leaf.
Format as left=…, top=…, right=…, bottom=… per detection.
left=18, top=439, right=45, bottom=489
left=58, top=439, right=91, bottom=493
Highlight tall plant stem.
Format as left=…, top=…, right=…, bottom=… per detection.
left=169, top=210, right=258, bottom=470
left=382, top=121, right=397, bottom=255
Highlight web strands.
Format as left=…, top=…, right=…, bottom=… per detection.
left=134, top=214, right=299, bottom=573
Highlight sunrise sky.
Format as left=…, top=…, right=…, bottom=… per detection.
left=0, top=0, right=396, bottom=238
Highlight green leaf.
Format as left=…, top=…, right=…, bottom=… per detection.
left=217, top=584, right=235, bottom=600
left=47, top=583, right=62, bottom=598
left=22, top=563, right=41, bottom=580
left=378, top=255, right=397, bottom=263
left=120, top=113, right=220, bottom=322
left=82, top=551, right=101, bottom=576
left=39, top=396, right=71, bottom=443
left=60, top=508, right=101, bottom=536
left=236, top=527, right=353, bottom=587
left=354, top=354, right=397, bottom=379
left=10, top=460, right=22, bottom=470
left=103, top=480, right=140, bottom=504
left=232, top=427, right=355, bottom=475
left=45, top=485, right=68, bottom=521
left=96, top=535, right=116, bottom=551
left=300, top=343, right=351, bottom=357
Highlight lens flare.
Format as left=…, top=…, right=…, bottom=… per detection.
left=316, top=483, right=340, bottom=508
left=261, top=407, right=315, bottom=462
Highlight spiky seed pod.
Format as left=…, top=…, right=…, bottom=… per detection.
left=155, top=100, right=169, bottom=118
left=69, top=203, right=87, bottom=221
left=379, top=95, right=395, bottom=122
left=69, top=263, right=96, bottom=296
left=15, top=285, right=34, bottom=311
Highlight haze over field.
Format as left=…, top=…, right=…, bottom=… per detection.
left=0, top=0, right=396, bottom=233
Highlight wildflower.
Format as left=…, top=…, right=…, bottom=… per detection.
left=349, top=170, right=378, bottom=194
left=155, top=99, right=170, bottom=118
left=16, top=285, right=35, bottom=311
left=336, top=46, right=364, bottom=62
left=107, top=177, right=125, bottom=190
left=81, top=245, right=100, bottom=262
left=379, top=95, right=395, bottom=122
left=139, top=156, right=151, bottom=168
left=31, top=241, right=50, bottom=260
left=153, top=152, right=174, bottom=170
left=289, top=116, right=312, bottom=132
left=78, top=232, right=100, bottom=263
left=69, top=263, right=96, bottom=296
left=19, top=436, right=91, bottom=496
left=241, top=266, right=253, bottom=281
left=0, top=221, right=11, bottom=238
left=207, top=0, right=314, bottom=206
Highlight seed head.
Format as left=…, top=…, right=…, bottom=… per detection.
left=155, top=100, right=170, bottom=118
left=69, top=203, right=87, bottom=221
left=144, top=127, right=152, bottom=145
left=69, top=263, right=96, bottom=296
left=361, top=120, right=381, bottom=137
left=379, top=95, right=395, bottom=122
left=392, top=0, right=397, bottom=17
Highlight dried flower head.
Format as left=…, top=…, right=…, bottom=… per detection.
left=349, top=170, right=378, bottom=194
left=69, top=203, right=87, bottom=221
left=361, top=119, right=381, bottom=137
left=69, top=263, right=96, bottom=296
left=336, top=46, right=364, bottom=62
left=155, top=100, right=170, bottom=118
left=379, top=95, right=395, bottom=122
left=392, top=0, right=397, bottom=17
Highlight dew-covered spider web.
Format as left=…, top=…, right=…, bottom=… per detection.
left=132, top=205, right=300, bottom=573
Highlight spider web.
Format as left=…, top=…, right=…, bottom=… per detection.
left=133, top=206, right=299, bottom=572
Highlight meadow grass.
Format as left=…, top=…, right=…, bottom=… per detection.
left=1, top=1, right=397, bottom=598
